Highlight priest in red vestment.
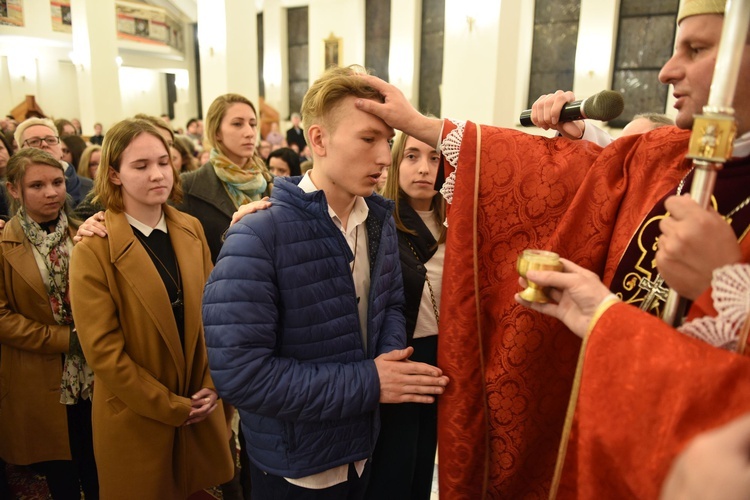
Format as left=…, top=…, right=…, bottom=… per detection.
left=355, top=0, right=750, bottom=497
left=517, top=196, right=750, bottom=498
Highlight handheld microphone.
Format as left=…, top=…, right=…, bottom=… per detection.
left=519, top=90, right=625, bottom=127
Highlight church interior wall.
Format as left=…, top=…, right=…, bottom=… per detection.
left=308, top=0, right=366, bottom=82
left=0, top=0, right=677, bottom=139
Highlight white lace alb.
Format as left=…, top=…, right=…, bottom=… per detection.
left=679, top=263, right=750, bottom=351
left=437, top=119, right=466, bottom=206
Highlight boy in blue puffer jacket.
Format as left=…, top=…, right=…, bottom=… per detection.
left=203, top=65, right=450, bottom=499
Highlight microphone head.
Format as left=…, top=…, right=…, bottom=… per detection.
left=582, top=90, right=625, bottom=121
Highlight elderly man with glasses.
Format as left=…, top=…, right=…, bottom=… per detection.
left=14, top=118, right=92, bottom=207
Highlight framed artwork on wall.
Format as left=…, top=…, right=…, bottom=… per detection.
left=324, top=33, right=342, bottom=69
left=0, top=0, right=24, bottom=26
left=51, top=0, right=72, bottom=33
left=116, top=1, right=184, bottom=52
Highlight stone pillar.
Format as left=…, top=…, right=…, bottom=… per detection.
left=261, top=0, right=288, bottom=119
left=388, top=0, right=421, bottom=107
left=197, top=0, right=258, bottom=117
left=573, top=0, right=619, bottom=100
left=442, top=0, right=534, bottom=128
left=70, top=0, right=123, bottom=131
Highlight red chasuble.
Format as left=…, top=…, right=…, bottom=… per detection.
left=437, top=121, right=697, bottom=498
left=554, top=295, right=750, bottom=499
left=552, top=241, right=750, bottom=499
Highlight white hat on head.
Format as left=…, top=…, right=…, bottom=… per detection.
left=677, top=0, right=726, bottom=24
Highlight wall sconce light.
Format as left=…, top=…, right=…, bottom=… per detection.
left=174, top=70, right=189, bottom=91
left=463, top=0, right=496, bottom=34
left=69, top=51, right=84, bottom=71
left=8, top=53, right=37, bottom=81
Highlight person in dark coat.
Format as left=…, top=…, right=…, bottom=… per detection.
left=175, top=94, right=272, bottom=262
left=203, top=65, right=449, bottom=499
left=285, top=112, right=307, bottom=152
left=366, top=131, right=446, bottom=500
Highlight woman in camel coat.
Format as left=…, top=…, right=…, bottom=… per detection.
left=0, top=148, right=98, bottom=498
left=0, top=215, right=72, bottom=467
left=69, top=118, right=233, bottom=499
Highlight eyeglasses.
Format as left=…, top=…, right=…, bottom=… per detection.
left=23, top=136, right=60, bottom=148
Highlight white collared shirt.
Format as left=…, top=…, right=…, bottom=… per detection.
left=285, top=172, right=370, bottom=489
left=125, top=212, right=168, bottom=235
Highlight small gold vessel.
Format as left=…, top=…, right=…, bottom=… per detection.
left=516, top=249, right=563, bottom=303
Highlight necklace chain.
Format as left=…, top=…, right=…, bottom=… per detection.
left=406, top=239, right=440, bottom=326
left=726, top=197, right=750, bottom=221
left=675, top=166, right=695, bottom=196
left=638, top=166, right=750, bottom=313
left=676, top=166, right=750, bottom=221
left=133, top=231, right=183, bottom=309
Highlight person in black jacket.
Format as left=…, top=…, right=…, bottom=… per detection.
left=205, top=65, right=449, bottom=500
left=175, top=93, right=272, bottom=263
left=285, top=112, right=307, bottom=152
left=366, top=131, right=446, bottom=500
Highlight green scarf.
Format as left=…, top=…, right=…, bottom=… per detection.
left=211, top=149, right=269, bottom=208
left=18, top=207, right=93, bottom=405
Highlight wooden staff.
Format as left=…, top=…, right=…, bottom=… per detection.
left=662, top=0, right=750, bottom=325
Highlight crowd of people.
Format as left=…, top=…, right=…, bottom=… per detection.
left=0, top=0, right=749, bottom=499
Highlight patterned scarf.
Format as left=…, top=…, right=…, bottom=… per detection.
left=18, top=207, right=94, bottom=405
left=211, top=148, right=269, bottom=208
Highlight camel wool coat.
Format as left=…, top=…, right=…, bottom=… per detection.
left=69, top=206, right=233, bottom=499
left=0, top=217, right=73, bottom=465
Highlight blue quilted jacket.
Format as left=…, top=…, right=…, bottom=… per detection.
left=203, top=176, right=406, bottom=478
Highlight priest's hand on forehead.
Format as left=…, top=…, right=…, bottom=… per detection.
left=354, top=74, right=442, bottom=149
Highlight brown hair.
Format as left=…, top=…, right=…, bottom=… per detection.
left=62, top=134, right=87, bottom=168
left=133, top=113, right=175, bottom=145
left=5, top=148, right=80, bottom=228
left=55, top=118, right=77, bottom=137
left=203, top=93, right=271, bottom=179
left=77, top=144, right=102, bottom=179
left=94, top=118, right=183, bottom=211
left=204, top=93, right=257, bottom=155
left=383, top=131, right=446, bottom=244
left=300, top=65, right=384, bottom=144
left=173, top=135, right=198, bottom=172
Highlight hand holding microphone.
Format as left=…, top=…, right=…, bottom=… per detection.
left=522, top=89, right=625, bottom=140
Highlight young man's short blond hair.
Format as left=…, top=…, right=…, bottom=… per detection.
left=15, top=117, right=57, bottom=149
left=94, top=118, right=182, bottom=212
left=300, top=65, right=384, bottom=145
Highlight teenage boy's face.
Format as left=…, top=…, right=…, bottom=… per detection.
left=315, top=96, right=393, bottom=199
